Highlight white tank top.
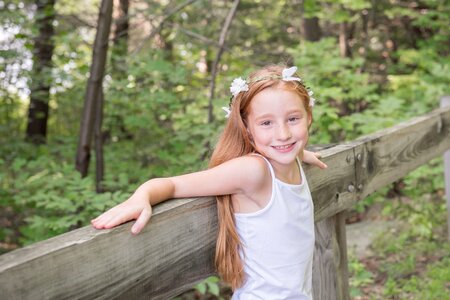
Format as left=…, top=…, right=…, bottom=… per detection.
left=232, top=155, right=315, bottom=300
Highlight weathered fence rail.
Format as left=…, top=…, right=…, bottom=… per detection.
left=1, top=104, right=449, bottom=300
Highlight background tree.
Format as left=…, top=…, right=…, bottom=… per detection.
left=111, top=0, right=129, bottom=78
left=75, top=0, right=113, bottom=177
left=25, top=0, right=55, bottom=144
left=207, top=0, right=240, bottom=124
left=299, top=0, right=322, bottom=42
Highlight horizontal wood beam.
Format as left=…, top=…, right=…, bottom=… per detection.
left=0, top=197, right=218, bottom=300
left=308, top=105, right=450, bottom=222
left=1, top=106, right=449, bottom=299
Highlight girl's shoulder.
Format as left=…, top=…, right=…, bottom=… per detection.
left=228, top=154, right=271, bottom=193
left=230, top=153, right=268, bottom=171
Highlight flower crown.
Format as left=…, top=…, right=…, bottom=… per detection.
left=222, top=66, right=316, bottom=118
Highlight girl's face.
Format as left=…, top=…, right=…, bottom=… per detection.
left=246, top=87, right=311, bottom=170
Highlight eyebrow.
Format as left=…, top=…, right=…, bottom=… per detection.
left=254, top=109, right=303, bottom=121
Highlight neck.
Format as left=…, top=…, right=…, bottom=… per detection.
left=271, top=159, right=301, bottom=185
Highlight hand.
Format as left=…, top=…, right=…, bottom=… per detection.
left=302, top=150, right=328, bottom=169
left=91, top=191, right=152, bottom=235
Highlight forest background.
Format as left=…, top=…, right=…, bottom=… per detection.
left=1, top=0, right=449, bottom=299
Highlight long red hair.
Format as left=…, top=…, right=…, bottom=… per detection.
left=208, top=65, right=312, bottom=289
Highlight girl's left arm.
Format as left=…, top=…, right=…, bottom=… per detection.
left=302, top=150, right=328, bottom=169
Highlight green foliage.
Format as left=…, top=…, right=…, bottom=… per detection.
left=374, top=236, right=450, bottom=299
left=0, top=2, right=32, bottom=137
left=379, top=158, right=445, bottom=239
left=195, top=276, right=221, bottom=298
left=289, top=38, right=381, bottom=143
left=104, top=50, right=212, bottom=176
left=368, top=196, right=450, bottom=299
left=409, top=256, right=450, bottom=300
left=0, top=138, right=131, bottom=245
left=348, top=251, right=374, bottom=298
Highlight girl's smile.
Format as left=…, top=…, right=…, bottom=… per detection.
left=272, top=142, right=296, bottom=152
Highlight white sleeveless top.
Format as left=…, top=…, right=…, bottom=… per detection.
left=232, top=155, right=315, bottom=300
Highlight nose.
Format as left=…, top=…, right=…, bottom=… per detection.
left=276, top=124, right=292, bottom=141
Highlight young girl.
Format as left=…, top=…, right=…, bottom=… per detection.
left=91, top=64, right=327, bottom=299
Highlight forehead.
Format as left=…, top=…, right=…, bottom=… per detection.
left=249, top=87, right=306, bottom=116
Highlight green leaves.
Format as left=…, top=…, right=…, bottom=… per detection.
left=1, top=144, right=131, bottom=246
left=195, top=276, right=221, bottom=297
left=348, top=251, right=374, bottom=297
left=289, top=38, right=381, bottom=143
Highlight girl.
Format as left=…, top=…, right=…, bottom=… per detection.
left=92, top=64, right=327, bottom=299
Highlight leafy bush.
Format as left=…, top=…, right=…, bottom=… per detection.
left=0, top=139, right=130, bottom=245
left=289, top=38, right=381, bottom=144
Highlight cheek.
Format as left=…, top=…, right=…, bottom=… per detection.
left=295, top=124, right=309, bottom=140
left=251, top=128, right=271, bottom=144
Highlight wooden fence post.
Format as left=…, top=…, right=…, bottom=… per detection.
left=313, top=218, right=337, bottom=300
left=441, top=95, right=450, bottom=241
left=335, top=211, right=350, bottom=300
left=312, top=212, right=350, bottom=300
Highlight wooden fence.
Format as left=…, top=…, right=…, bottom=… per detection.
left=1, top=102, right=449, bottom=300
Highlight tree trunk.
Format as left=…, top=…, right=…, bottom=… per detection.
left=299, top=0, right=321, bottom=42
left=111, top=0, right=129, bottom=77
left=301, top=17, right=321, bottom=41
left=95, top=89, right=105, bottom=193
left=110, top=0, right=130, bottom=140
left=359, top=9, right=369, bottom=72
left=75, top=0, right=113, bottom=177
left=339, top=22, right=351, bottom=58
left=25, top=0, right=55, bottom=144
left=207, top=0, right=240, bottom=124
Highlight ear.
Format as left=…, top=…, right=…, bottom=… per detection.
left=245, top=125, right=254, bottom=141
left=247, top=128, right=253, bottom=141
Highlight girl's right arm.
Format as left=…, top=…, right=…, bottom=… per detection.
left=91, top=155, right=268, bottom=234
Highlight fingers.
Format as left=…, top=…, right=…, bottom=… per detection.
left=91, top=211, right=118, bottom=229
left=131, top=207, right=152, bottom=235
left=103, top=211, right=136, bottom=229
left=317, top=160, right=328, bottom=169
left=91, top=203, right=152, bottom=235
left=91, top=205, right=136, bottom=229
left=312, top=152, right=327, bottom=169
left=91, top=209, right=113, bottom=228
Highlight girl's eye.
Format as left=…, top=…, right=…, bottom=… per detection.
left=288, top=117, right=300, bottom=122
left=261, top=120, right=272, bottom=126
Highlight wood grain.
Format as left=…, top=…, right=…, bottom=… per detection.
left=441, top=96, right=450, bottom=241
left=335, top=211, right=350, bottom=300
left=312, top=217, right=337, bottom=300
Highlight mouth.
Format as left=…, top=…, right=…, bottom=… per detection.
left=271, top=142, right=296, bottom=152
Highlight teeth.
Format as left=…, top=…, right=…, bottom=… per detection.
left=274, top=144, right=292, bottom=149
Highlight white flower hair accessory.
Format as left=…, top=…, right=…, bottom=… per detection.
left=308, top=90, right=316, bottom=107
left=230, top=77, right=249, bottom=97
left=283, top=66, right=316, bottom=107
left=282, top=66, right=302, bottom=82
left=222, top=106, right=231, bottom=118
